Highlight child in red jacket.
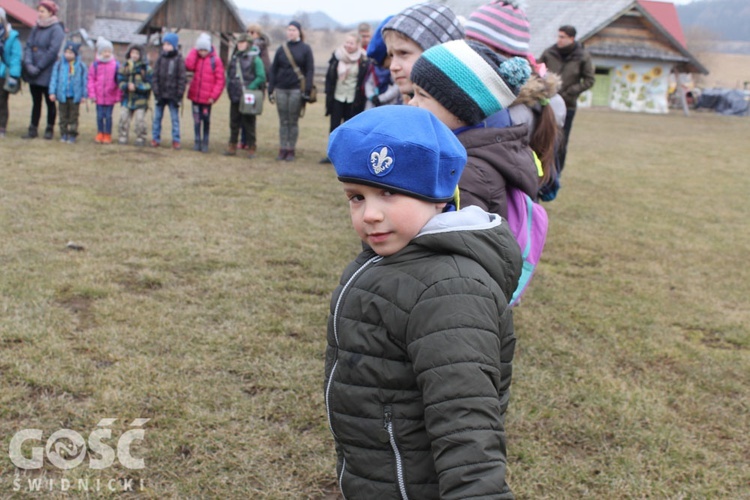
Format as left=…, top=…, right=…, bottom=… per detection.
left=185, top=32, right=225, bottom=153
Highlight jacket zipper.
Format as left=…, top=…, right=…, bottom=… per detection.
left=383, top=405, right=409, bottom=500
left=325, top=255, right=382, bottom=498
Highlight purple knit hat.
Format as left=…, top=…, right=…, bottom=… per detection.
left=464, top=1, right=531, bottom=58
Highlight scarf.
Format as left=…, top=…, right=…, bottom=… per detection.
left=334, top=45, right=364, bottom=82
left=37, top=16, right=59, bottom=29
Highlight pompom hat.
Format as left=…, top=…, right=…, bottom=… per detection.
left=195, top=32, right=212, bottom=51
left=328, top=106, right=467, bottom=203
left=64, top=41, right=81, bottom=57
left=411, top=40, right=531, bottom=125
left=96, top=36, right=114, bottom=55
left=382, top=2, right=464, bottom=51
left=465, top=1, right=531, bottom=58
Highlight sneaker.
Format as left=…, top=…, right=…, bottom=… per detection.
left=172, top=141, right=181, bottom=150
left=43, top=127, right=53, bottom=140
left=151, top=139, right=160, bottom=147
left=102, top=134, right=112, bottom=144
left=247, top=146, right=257, bottom=159
left=60, top=135, right=69, bottom=143
left=118, top=137, right=128, bottom=145
left=193, top=142, right=201, bottom=151
left=68, top=136, right=76, bottom=144
left=95, top=132, right=104, bottom=144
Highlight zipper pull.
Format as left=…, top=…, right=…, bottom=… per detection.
left=379, top=407, right=392, bottom=444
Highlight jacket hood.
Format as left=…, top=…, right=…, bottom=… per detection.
left=126, top=44, right=146, bottom=61
left=513, top=72, right=561, bottom=107
left=413, top=205, right=522, bottom=300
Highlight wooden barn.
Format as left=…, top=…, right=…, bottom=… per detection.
left=88, top=17, right=152, bottom=63
left=0, top=0, right=38, bottom=41
left=525, top=0, right=708, bottom=114
left=137, top=0, right=247, bottom=62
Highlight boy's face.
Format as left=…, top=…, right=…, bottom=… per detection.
left=162, top=41, right=174, bottom=52
left=384, top=32, right=423, bottom=96
left=129, top=49, right=140, bottom=61
left=237, top=40, right=250, bottom=52
left=64, top=49, right=75, bottom=61
left=343, top=183, right=445, bottom=257
left=409, top=84, right=465, bottom=130
left=359, top=31, right=371, bottom=50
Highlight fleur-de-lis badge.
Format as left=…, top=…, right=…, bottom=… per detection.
left=369, top=146, right=394, bottom=175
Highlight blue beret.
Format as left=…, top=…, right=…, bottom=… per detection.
left=328, top=106, right=467, bottom=203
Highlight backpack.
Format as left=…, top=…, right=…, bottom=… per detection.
left=505, top=186, right=549, bottom=306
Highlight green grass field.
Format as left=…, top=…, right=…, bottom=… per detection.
left=0, top=94, right=748, bottom=499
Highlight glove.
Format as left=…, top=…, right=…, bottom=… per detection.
left=371, top=95, right=381, bottom=107
left=26, top=64, right=40, bottom=77
left=4, top=76, right=19, bottom=92
left=268, top=91, right=275, bottom=104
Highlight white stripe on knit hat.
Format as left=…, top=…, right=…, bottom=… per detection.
left=464, top=21, right=530, bottom=54
left=439, top=40, right=518, bottom=114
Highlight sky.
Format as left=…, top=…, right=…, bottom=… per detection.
left=233, top=0, right=697, bottom=26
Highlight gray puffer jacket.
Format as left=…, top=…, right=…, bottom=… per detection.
left=22, top=21, right=65, bottom=87
left=325, top=206, right=522, bottom=499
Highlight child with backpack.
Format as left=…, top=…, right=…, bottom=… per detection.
left=151, top=32, right=186, bottom=149
left=410, top=39, right=548, bottom=305
left=48, top=41, right=87, bottom=144
left=185, top=32, right=224, bottom=153
left=87, top=37, right=120, bottom=144
left=324, top=105, right=522, bottom=498
left=117, top=44, right=152, bottom=146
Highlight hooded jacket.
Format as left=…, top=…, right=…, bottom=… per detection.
left=117, top=45, right=152, bottom=110
left=152, top=47, right=186, bottom=102
left=458, top=124, right=540, bottom=218
left=539, top=42, right=595, bottom=109
left=22, top=19, right=65, bottom=87
left=185, top=46, right=225, bottom=104
left=0, top=28, right=22, bottom=80
left=48, top=53, right=88, bottom=103
left=87, top=56, right=121, bottom=105
left=325, top=206, right=522, bottom=499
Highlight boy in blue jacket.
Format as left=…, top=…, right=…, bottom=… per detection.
left=49, top=41, right=88, bottom=144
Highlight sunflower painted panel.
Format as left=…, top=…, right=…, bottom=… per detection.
left=610, top=61, right=669, bottom=113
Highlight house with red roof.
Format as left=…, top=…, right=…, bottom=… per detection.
left=522, top=0, right=707, bottom=114
left=0, top=0, right=38, bottom=41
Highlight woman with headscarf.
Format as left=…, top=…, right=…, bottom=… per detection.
left=22, top=0, right=65, bottom=139
left=267, top=21, right=314, bottom=162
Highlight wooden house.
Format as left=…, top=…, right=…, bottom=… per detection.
left=0, top=0, right=38, bottom=41
left=525, top=0, right=707, bottom=114
left=137, top=0, right=247, bottom=62
left=88, top=17, right=152, bottom=63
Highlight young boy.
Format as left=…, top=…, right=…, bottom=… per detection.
left=324, top=105, right=522, bottom=498
left=117, top=44, right=152, bottom=146
left=381, top=2, right=464, bottom=101
left=151, top=32, right=186, bottom=149
left=409, top=39, right=536, bottom=218
left=48, top=41, right=87, bottom=144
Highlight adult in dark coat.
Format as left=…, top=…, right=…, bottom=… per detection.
left=22, top=0, right=65, bottom=139
left=539, top=25, right=595, bottom=172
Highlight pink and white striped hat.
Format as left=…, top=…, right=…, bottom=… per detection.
left=464, top=1, right=531, bottom=58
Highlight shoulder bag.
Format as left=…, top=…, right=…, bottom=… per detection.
left=282, top=43, right=317, bottom=104
left=237, top=57, right=263, bottom=115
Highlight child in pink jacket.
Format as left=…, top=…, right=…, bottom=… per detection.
left=87, top=37, right=121, bottom=144
left=185, top=32, right=225, bottom=153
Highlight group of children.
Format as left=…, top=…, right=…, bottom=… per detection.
left=41, top=31, right=255, bottom=152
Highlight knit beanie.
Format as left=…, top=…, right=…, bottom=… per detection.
left=64, top=41, right=80, bottom=57
left=366, top=16, right=392, bottom=65
left=382, top=2, right=464, bottom=51
left=96, top=36, right=114, bottom=55
left=328, top=106, right=467, bottom=203
left=38, top=1, right=58, bottom=15
left=195, top=32, right=212, bottom=51
left=163, top=32, right=179, bottom=49
left=288, top=20, right=302, bottom=32
left=411, top=40, right=531, bottom=126
left=465, top=1, right=531, bottom=58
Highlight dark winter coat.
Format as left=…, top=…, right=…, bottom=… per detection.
left=117, top=45, right=153, bottom=110
left=268, top=40, right=314, bottom=94
left=226, top=49, right=266, bottom=103
left=323, top=51, right=368, bottom=116
left=458, top=124, right=539, bottom=218
left=22, top=21, right=65, bottom=87
left=539, top=42, right=595, bottom=109
left=152, top=48, right=186, bottom=103
left=325, top=206, right=522, bottom=499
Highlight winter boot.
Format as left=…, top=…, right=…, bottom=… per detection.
left=201, top=135, right=209, bottom=153
left=285, top=149, right=295, bottom=162
left=43, top=126, right=53, bottom=140
left=22, top=126, right=38, bottom=139
left=276, top=148, right=287, bottom=161
left=247, top=145, right=257, bottom=159
left=223, top=143, right=237, bottom=156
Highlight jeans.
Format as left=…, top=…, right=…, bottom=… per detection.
left=29, top=84, right=56, bottom=129
left=96, top=105, right=114, bottom=134
left=191, top=103, right=212, bottom=144
left=275, top=89, right=302, bottom=150
left=152, top=99, right=180, bottom=143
